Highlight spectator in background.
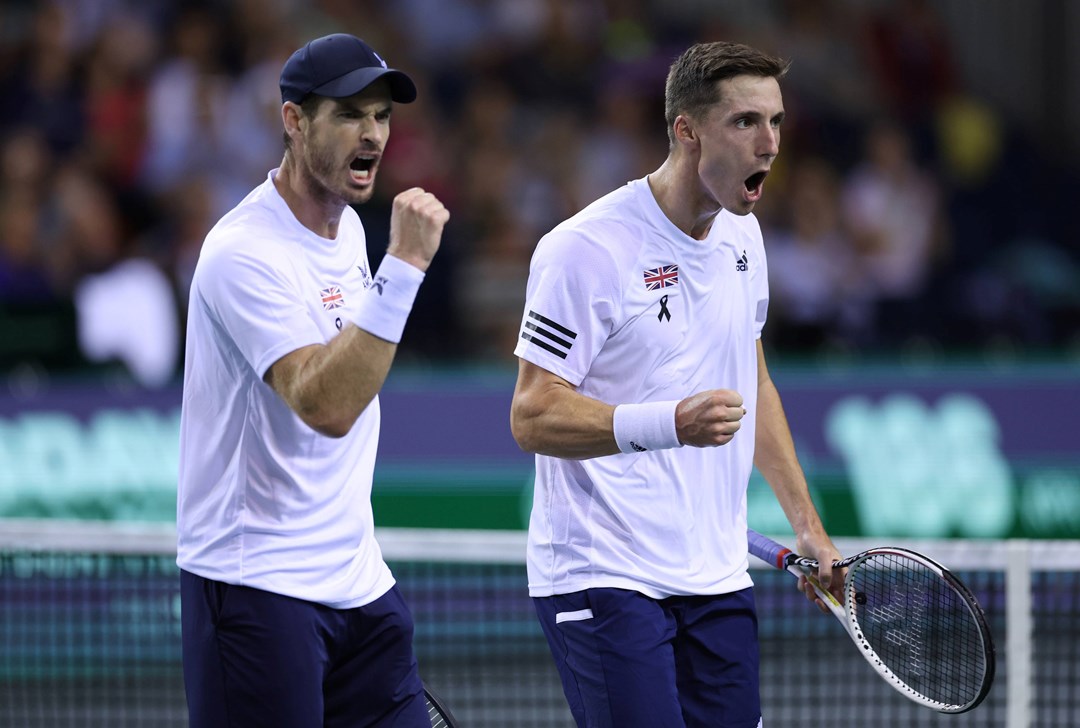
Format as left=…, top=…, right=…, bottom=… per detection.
left=517, top=108, right=589, bottom=235
left=769, top=0, right=879, bottom=167
left=1, top=2, right=85, bottom=156
left=0, top=189, right=53, bottom=303
left=577, top=78, right=665, bottom=204
left=454, top=208, right=531, bottom=360
left=765, top=156, right=871, bottom=352
left=43, top=167, right=123, bottom=292
left=218, top=23, right=297, bottom=196
left=0, top=130, right=55, bottom=302
left=143, top=174, right=217, bottom=306
left=74, top=256, right=180, bottom=388
left=82, top=13, right=155, bottom=191
left=47, top=165, right=180, bottom=386
left=0, top=0, right=1077, bottom=379
left=842, top=120, right=947, bottom=345
left=452, top=79, right=521, bottom=219
left=860, top=0, right=957, bottom=134
left=141, top=4, right=237, bottom=214
left=370, top=80, right=464, bottom=361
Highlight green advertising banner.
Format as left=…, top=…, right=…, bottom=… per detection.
left=0, top=363, right=1077, bottom=538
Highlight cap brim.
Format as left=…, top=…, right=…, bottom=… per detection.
left=312, top=67, right=417, bottom=104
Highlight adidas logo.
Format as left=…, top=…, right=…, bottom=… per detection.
left=735, top=251, right=748, bottom=272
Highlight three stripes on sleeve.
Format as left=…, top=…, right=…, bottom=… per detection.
left=521, top=311, right=577, bottom=359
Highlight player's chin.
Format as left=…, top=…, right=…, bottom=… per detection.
left=343, top=167, right=378, bottom=198
left=734, top=184, right=765, bottom=214
left=343, top=183, right=376, bottom=205
left=724, top=198, right=757, bottom=217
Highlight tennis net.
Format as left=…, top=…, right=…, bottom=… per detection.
left=1, top=520, right=1077, bottom=727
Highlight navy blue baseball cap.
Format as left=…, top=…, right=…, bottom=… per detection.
left=280, top=34, right=417, bottom=105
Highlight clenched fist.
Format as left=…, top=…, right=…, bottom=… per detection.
left=386, top=187, right=449, bottom=272
left=675, top=389, right=745, bottom=447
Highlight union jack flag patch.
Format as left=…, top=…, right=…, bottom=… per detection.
left=320, top=286, right=345, bottom=310
left=643, top=264, right=679, bottom=290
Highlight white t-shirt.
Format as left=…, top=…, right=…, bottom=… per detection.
left=177, top=169, right=395, bottom=609
left=515, top=177, right=769, bottom=599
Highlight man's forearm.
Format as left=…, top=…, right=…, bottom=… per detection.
left=267, top=323, right=397, bottom=437
left=754, top=377, right=825, bottom=536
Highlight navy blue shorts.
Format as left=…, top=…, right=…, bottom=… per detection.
left=534, top=587, right=761, bottom=728
left=180, top=570, right=428, bottom=728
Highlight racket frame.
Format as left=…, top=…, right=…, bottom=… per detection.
left=423, top=682, right=460, bottom=728
left=751, top=531, right=995, bottom=714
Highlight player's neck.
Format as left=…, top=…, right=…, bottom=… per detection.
left=274, top=156, right=344, bottom=240
left=647, top=158, right=720, bottom=241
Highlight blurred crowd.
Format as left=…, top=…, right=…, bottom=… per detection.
left=1, top=0, right=1078, bottom=387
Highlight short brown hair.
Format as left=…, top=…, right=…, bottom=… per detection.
left=664, top=42, right=790, bottom=146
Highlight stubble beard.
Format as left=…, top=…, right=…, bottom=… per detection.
left=303, top=135, right=373, bottom=207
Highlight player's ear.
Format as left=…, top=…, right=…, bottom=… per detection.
left=673, top=114, right=698, bottom=148
left=282, top=101, right=305, bottom=143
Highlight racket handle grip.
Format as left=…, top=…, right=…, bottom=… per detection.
left=747, top=529, right=792, bottom=570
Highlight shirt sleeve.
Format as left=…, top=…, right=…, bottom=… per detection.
left=513, top=228, right=621, bottom=386
left=749, top=218, right=770, bottom=339
left=194, top=239, right=325, bottom=379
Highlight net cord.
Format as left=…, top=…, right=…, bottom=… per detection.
left=1, top=519, right=1078, bottom=572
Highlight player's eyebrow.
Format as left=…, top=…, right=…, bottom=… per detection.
left=333, top=98, right=392, bottom=115
left=731, top=109, right=786, bottom=124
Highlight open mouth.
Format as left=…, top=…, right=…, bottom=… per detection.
left=349, top=156, right=376, bottom=182
left=744, top=171, right=767, bottom=191
left=743, top=170, right=768, bottom=203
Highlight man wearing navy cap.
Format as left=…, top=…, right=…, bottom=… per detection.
left=177, top=33, right=448, bottom=727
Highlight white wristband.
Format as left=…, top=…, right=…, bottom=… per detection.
left=612, top=400, right=681, bottom=453
left=352, top=255, right=425, bottom=343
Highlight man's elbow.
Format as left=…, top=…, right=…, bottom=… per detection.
left=510, top=399, right=541, bottom=453
left=294, top=396, right=367, bottom=439
left=298, top=409, right=354, bottom=438
left=310, top=418, right=353, bottom=439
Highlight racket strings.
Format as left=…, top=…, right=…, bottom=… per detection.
left=848, top=553, right=988, bottom=709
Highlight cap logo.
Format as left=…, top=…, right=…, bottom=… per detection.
left=373, top=51, right=388, bottom=69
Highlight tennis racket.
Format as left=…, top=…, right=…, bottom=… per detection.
left=747, top=529, right=995, bottom=713
left=424, top=682, right=459, bottom=728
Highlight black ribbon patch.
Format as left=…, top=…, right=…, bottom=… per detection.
left=657, top=295, right=671, bottom=322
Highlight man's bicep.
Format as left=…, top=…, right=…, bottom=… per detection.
left=511, top=357, right=619, bottom=458
left=511, top=358, right=573, bottom=439
left=513, top=358, right=575, bottom=409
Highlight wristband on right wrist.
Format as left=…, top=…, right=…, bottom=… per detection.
left=351, top=255, right=425, bottom=344
left=612, top=400, right=681, bottom=453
